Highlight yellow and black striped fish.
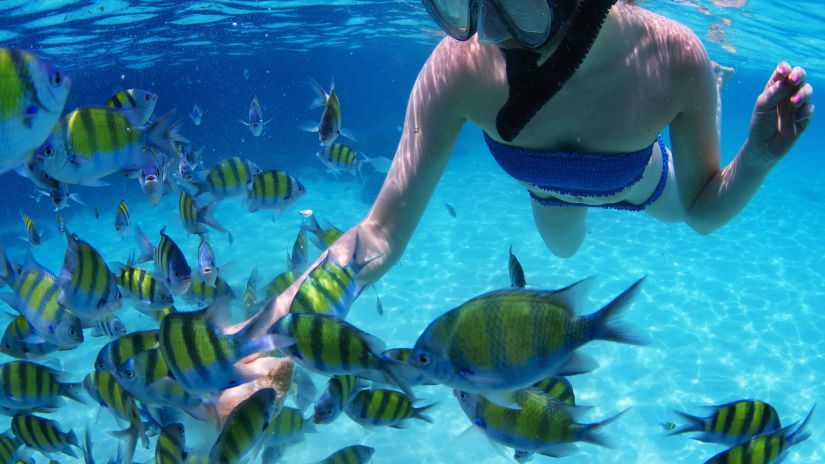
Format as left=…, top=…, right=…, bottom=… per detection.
left=344, top=388, right=434, bottom=428
left=531, top=376, right=575, bottom=405
left=245, top=170, right=306, bottom=213
left=20, top=213, right=41, bottom=246
left=57, top=231, right=122, bottom=322
left=178, top=190, right=225, bottom=235
left=114, top=199, right=130, bottom=234
left=184, top=273, right=235, bottom=305
left=261, top=406, right=315, bottom=462
left=155, top=423, right=187, bottom=464
left=135, top=225, right=192, bottom=296
left=243, top=266, right=258, bottom=309
left=289, top=239, right=378, bottom=319
left=316, top=445, right=374, bottom=464
left=113, top=264, right=174, bottom=308
left=0, top=430, right=25, bottom=464
left=313, top=375, right=362, bottom=425
left=301, top=214, right=344, bottom=251
left=704, top=406, right=814, bottom=464
left=315, top=143, right=363, bottom=177
left=0, top=48, right=70, bottom=173
left=0, top=249, right=84, bottom=349
left=190, top=157, right=260, bottom=200
left=36, top=106, right=186, bottom=185
left=158, top=299, right=277, bottom=394
left=103, top=88, right=157, bottom=126
left=209, top=388, right=278, bottom=464
left=670, top=400, right=781, bottom=446
left=264, top=270, right=296, bottom=300
left=94, top=329, right=158, bottom=371
left=82, top=370, right=148, bottom=460
left=288, top=229, right=308, bottom=274
left=0, top=360, right=86, bottom=412
left=11, top=413, right=79, bottom=459
left=0, top=315, right=62, bottom=360
left=271, top=313, right=412, bottom=398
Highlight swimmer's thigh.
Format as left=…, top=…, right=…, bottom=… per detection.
left=531, top=200, right=587, bottom=258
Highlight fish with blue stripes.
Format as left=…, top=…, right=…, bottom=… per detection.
left=0, top=315, right=62, bottom=360
left=239, top=96, right=270, bottom=137
left=19, top=212, right=42, bottom=246
left=103, top=88, right=157, bottom=126
left=179, top=190, right=225, bottom=235
left=316, top=445, right=374, bottom=464
left=208, top=388, right=278, bottom=464
left=313, top=375, right=363, bottom=425
left=245, top=170, right=306, bottom=214
left=56, top=231, right=122, bottom=323
left=114, top=199, right=130, bottom=234
left=158, top=298, right=277, bottom=394
left=704, top=406, right=815, bottom=464
left=271, top=312, right=413, bottom=398
left=155, top=423, right=187, bottom=464
left=455, top=389, right=626, bottom=459
left=344, top=388, right=434, bottom=429
left=82, top=370, right=149, bottom=463
left=36, top=106, right=186, bottom=186
left=135, top=225, right=192, bottom=296
left=669, top=400, right=781, bottom=446
left=112, top=263, right=174, bottom=309
left=0, top=48, right=70, bottom=173
left=409, top=277, right=646, bottom=394
left=0, top=360, right=86, bottom=413
left=11, top=413, right=79, bottom=459
left=186, top=157, right=260, bottom=201
left=0, top=249, right=83, bottom=349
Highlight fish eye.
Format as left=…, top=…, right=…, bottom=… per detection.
left=49, top=71, right=64, bottom=87
left=416, top=352, right=430, bottom=366
left=68, top=328, right=76, bottom=336
left=2, top=342, right=10, bottom=350
left=43, top=146, right=53, bottom=157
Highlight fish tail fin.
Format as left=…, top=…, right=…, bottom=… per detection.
left=308, top=77, right=328, bottom=108
left=199, top=201, right=226, bottom=233
left=60, top=381, right=88, bottom=405
left=413, top=402, right=438, bottom=423
left=589, top=276, right=647, bottom=346
left=0, top=247, right=16, bottom=286
left=788, top=405, right=816, bottom=445
left=667, top=410, right=704, bottom=436
left=134, top=225, right=155, bottom=263
left=145, top=111, right=189, bottom=160
left=576, top=408, right=630, bottom=448
left=107, top=424, right=139, bottom=464
left=381, top=356, right=416, bottom=402
left=300, top=213, right=322, bottom=236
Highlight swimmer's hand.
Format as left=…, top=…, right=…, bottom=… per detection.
left=748, top=62, right=814, bottom=165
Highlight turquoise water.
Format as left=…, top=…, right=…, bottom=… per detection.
left=1, top=1, right=824, bottom=463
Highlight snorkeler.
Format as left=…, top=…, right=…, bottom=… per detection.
left=262, top=0, right=813, bottom=322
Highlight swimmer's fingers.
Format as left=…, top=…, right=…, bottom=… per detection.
left=764, top=62, right=791, bottom=92
left=794, top=101, right=814, bottom=133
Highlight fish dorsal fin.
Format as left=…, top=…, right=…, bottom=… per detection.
left=542, top=276, right=596, bottom=314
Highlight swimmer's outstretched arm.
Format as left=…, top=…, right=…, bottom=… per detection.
left=669, top=36, right=813, bottom=235
left=267, top=39, right=469, bottom=323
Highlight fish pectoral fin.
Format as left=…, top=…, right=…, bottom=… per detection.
left=539, top=443, right=579, bottom=458
left=555, top=351, right=598, bottom=376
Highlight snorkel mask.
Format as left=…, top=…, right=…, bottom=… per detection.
left=421, top=0, right=575, bottom=49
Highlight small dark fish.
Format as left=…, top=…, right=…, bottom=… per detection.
left=508, top=244, right=526, bottom=288
left=189, top=104, right=202, bottom=126
left=114, top=200, right=130, bottom=235
left=94, top=204, right=100, bottom=220
left=376, top=294, right=384, bottom=316
left=445, top=203, right=456, bottom=217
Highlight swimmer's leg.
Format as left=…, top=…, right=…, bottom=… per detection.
left=531, top=200, right=587, bottom=258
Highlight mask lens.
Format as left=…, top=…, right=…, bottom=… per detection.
left=496, top=0, right=552, bottom=47
left=424, top=0, right=474, bottom=39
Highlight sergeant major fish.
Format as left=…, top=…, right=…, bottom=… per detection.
left=313, top=375, right=363, bottom=425
left=185, top=157, right=260, bottom=201
left=300, top=213, right=344, bottom=251
left=316, top=445, right=374, bottom=464
left=0, top=360, right=86, bottom=413
left=0, top=48, right=70, bottom=173
left=20, top=212, right=42, bottom=246
left=114, top=199, right=130, bottom=234
left=82, top=370, right=149, bottom=463
left=0, top=249, right=84, bottom=349
left=307, top=78, right=352, bottom=147
left=344, top=388, right=434, bottom=429
left=11, top=413, right=79, bottom=459
left=103, top=88, right=158, bottom=126
left=112, top=264, right=174, bottom=309
left=155, top=423, right=187, bottom=464
left=288, top=229, right=308, bottom=274
left=245, top=170, right=306, bottom=215
left=409, top=277, right=646, bottom=395
left=178, top=190, right=225, bottom=235
left=0, top=315, right=62, bottom=360
left=669, top=400, right=781, bottom=446
left=56, top=232, right=122, bottom=323
left=135, top=225, right=192, bottom=296
left=239, top=96, right=270, bottom=137
left=208, top=388, right=277, bottom=464
left=36, top=106, right=187, bottom=186
left=196, top=236, right=219, bottom=287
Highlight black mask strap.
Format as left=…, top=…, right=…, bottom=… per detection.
left=496, top=0, right=617, bottom=142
